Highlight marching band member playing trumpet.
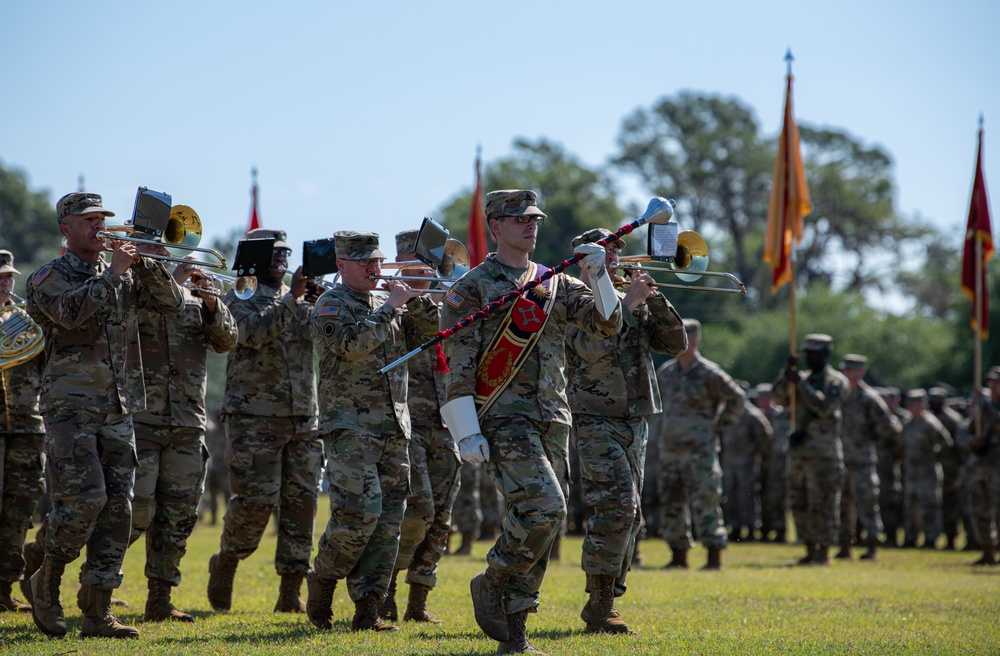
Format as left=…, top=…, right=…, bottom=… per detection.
left=208, top=229, right=323, bottom=614
left=439, top=190, right=622, bottom=655
left=24, top=192, right=184, bottom=639
left=306, top=231, right=440, bottom=632
left=125, top=243, right=238, bottom=623
left=565, top=228, right=687, bottom=635
left=0, top=249, right=45, bottom=615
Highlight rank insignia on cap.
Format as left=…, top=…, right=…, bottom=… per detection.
left=32, top=267, right=52, bottom=286
left=318, top=306, right=340, bottom=317
left=444, top=288, right=465, bottom=309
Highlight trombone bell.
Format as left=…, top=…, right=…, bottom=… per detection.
left=165, top=205, right=203, bottom=253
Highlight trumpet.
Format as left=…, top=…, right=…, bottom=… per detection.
left=98, top=205, right=228, bottom=269
left=367, top=275, right=451, bottom=294
left=183, top=270, right=257, bottom=300
left=610, top=231, right=746, bottom=295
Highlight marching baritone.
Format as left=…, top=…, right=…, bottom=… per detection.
left=565, top=228, right=687, bottom=634
left=306, top=230, right=441, bottom=632
left=439, top=190, right=622, bottom=654
left=0, top=249, right=45, bottom=614
left=208, top=229, right=324, bottom=613
left=24, top=192, right=184, bottom=638
left=127, top=244, right=238, bottom=622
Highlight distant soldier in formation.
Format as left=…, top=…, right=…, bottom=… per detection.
left=450, top=462, right=483, bottom=556
left=836, top=354, right=901, bottom=561
left=773, top=334, right=848, bottom=566
left=566, top=227, right=686, bottom=634
left=927, top=387, right=965, bottom=550
left=877, top=387, right=909, bottom=547
left=652, top=319, right=745, bottom=571
left=900, top=389, right=953, bottom=549
left=721, top=397, right=772, bottom=542
left=755, top=383, right=790, bottom=543
left=963, top=367, right=1000, bottom=565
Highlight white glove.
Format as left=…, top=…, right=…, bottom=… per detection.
left=459, top=433, right=490, bottom=464
left=574, top=243, right=607, bottom=279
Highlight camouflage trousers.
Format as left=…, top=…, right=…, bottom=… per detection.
left=452, top=461, right=483, bottom=535
left=966, top=462, right=999, bottom=547
left=43, top=409, right=137, bottom=589
left=903, top=475, right=943, bottom=543
left=0, top=431, right=45, bottom=583
left=877, top=455, right=904, bottom=543
left=839, top=463, right=882, bottom=544
left=314, top=427, right=409, bottom=602
left=788, top=455, right=845, bottom=548
left=657, top=445, right=728, bottom=550
left=395, top=425, right=461, bottom=588
left=128, top=424, right=207, bottom=586
left=721, top=453, right=759, bottom=536
left=941, top=464, right=961, bottom=542
left=575, top=415, right=645, bottom=589
left=482, top=416, right=569, bottom=615
left=221, top=415, right=322, bottom=575
left=760, top=450, right=788, bottom=535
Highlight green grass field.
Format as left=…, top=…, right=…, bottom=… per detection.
left=2, top=500, right=998, bottom=655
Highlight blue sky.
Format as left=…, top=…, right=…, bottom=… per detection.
left=2, top=1, right=998, bottom=279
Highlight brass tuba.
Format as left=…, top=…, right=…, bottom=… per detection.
left=1, top=293, right=44, bottom=371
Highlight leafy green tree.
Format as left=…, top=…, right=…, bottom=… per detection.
left=0, top=160, right=61, bottom=283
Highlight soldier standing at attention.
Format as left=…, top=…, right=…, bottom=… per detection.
left=440, top=190, right=622, bottom=654
left=772, top=334, right=848, bottom=566
left=720, top=396, right=773, bottom=542
left=652, top=319, right=745, bottom=571
left=754, top=383, right=791, bottom=543
left=127, top=244, right=238, bottom=622
left=899, top=389, right=953, bottom=549
left=305, top=230, right=440, bottom=632
left=566, top=227, right=686, bottom=634
left=963, top=367, right=1000, bottom=565
left=927, top=387, right=965, bottom=550
left=381, top=229, right=461, bottom=624
left=24, top=192, right=184, bottom=638
left=207, top=230, right=323, bottom=613
left=878, top=387, right=909, bottom=548
left=836, top=354, right=901, bottom=561
left=0, top=249, right=45, bottom=614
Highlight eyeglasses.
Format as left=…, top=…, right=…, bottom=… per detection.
left=273, top=248, right=292, bottom=258
left=605, top=247, right=622, bottom=255
left=505, top=215, right=545, bottom=226
left=349, top=258, right=384, bottom=268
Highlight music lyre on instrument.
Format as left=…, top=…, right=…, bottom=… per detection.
left=0, top=292, right=44, bottom=371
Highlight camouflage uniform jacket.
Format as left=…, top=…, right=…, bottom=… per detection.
left=405, top=302, right=448, bottom=431
left=26, top=251, right=183, bottom=414
left=901, top=412, right=952, bottom=484
left=841, top=381, right=901, bottom=466
left=566, top=290, right=685, bottom=418
left=312, top=284, right=440, bottom=437
left=721, top=401, right=774, bottom=462
left=763, top=405, right=791, bottom=456
left=960, top=398, right=1000, bottom=467
left=772, top=365, right=848, bottom=461
left=223, top=281, right=317, bottom=419
left=134, top=287, right=238, bottom=429
left=655, top=353, right=746, bottom=452
left=441, top=254, right=622, bottom=424
left=0, top=300, right=44, bottom=433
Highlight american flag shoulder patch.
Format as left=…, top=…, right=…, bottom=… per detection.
left=444, top=288, right=464, bottom=309
left=32, top=267, right=52, bottom=286
left=318, top=305, right=340, bottom=317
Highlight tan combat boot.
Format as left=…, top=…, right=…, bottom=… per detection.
left=351, top=590, right=398, bottom=631
left=404, top=582, right=442, bottom=623
left=796, top=542, right=818, bottom=566
left=145, top=577, right=194, bottom=622
left=452, top=531, right=474, bottom=556
left=80, top=586, right=139, bottom=639
left=78, top=582, right=129, bottom=611
left=663, top=547, right=689, bottom=569
left=470, top=566, right=510, bottom=641
left=701, top=547, right=723, bottom=571
left=274, top=572, right=307, bottom=613
left=580, top=574, right=629, bottom=634
left=813, top=545, right=831, bottom=565
left=305, top=571, right=337, bottom=630
left=26, top=558, right=66, bottom=636
left=497, top=609, right=547, bottom=655
left=19, top=540, right=43, bottom=601
left=0, top=580, right=31, bottom=613
left=379, top=568, right=399, bottom=621
left=207, top=551, right=239, bottom=611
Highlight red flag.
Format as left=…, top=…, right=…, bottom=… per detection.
left=764, top=73, right=811, bottom=293
left=961, top=127, right=993, bottom=339
left=246, top=169, right=261, bottom=234
left=467, top=150, right=487, bottom=267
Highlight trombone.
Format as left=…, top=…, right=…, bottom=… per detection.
left=183, top=271, right=257, bottom=300
left=98, top=205, right=228, bottom=269
left=611, top=231, right=746, bottom=295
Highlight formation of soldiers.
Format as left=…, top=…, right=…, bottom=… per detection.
left=1, top=190, right=998, bottom=654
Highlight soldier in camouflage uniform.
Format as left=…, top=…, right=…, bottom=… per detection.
left=566, top=227, right=686, bottom=634
left=721, top=397, right=773, bottom=542
left=927, top=387, right=965, bottom=549
left=305, top=230, right=440, bottom=633
left=878, top=387, right=909, bottom=547
left=899, top=389, right=953, bottom=549
left=208, top=229, right=324, bottom=613
left=450, top=461, right=483, bottom=555
left=755, top=383, right=791, bottom=542
left=0, top=249, right=44, bottom=613
left=24, top=192, right=184, bottom=638
left=126, top=244, right=238, bottom=622
left=441, top=190, right=622, bottom=655
left=962, top=367, right=1000, bottom=565
left=381, top=229, right=461, bottom=625
left=836, top=354, right=901, bottom=561
left=651, top=319, right=745, bottom=570
left=772, top=334, right=847, bottom=566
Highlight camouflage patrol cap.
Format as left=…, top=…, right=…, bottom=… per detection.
left=755, top=382, right=773, bottom=395
left=56, top=192, right=115, bottom=223
left=485, top=190, right=546, bottom=221
left=840, top=353, right=868, bottom=369
left=395, top=229, right=419, bottom=256
left=0, top=249, right=19, bottom=275
left=245, top=228, right=290, bottom=251
left=683, top=318, right=702, bottom=337
left=905, top=388, right=928, bottom=402
left=571, top=227, right=625, bottom=251
left=802, top=334, right=834, bottom=351
left=927, top=387, right=949, bottom=400
left=335, top=231, right=386, bottom=261
left=987, top=366, right=1000, bottom=381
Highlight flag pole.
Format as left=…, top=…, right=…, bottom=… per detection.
left=975, top=235, right=983, bottom=440
left=785, top=49, right=798, bottom=429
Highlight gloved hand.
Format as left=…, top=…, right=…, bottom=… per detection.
left=459, top=433, right=490, bottom=464
left=574, top=243, right=607, bottom=279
